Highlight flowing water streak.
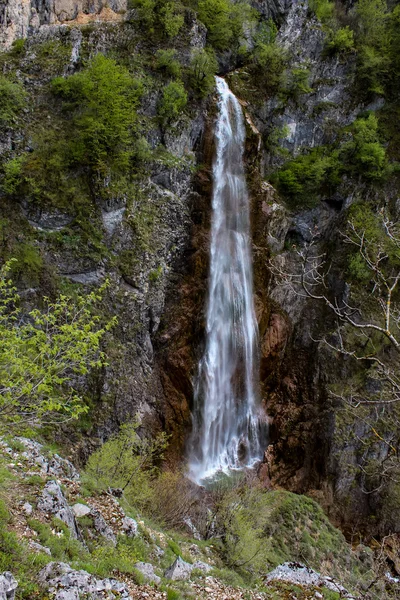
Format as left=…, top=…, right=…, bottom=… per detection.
left=189, top=77, right=266, bottom=483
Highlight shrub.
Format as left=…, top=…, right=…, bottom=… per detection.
left=309, top=0, right=335, bottom=24
left=0, top=263, right=116, bottom=429
left=189, top=48, right=218, bottom=97
left=158, top=81, right=187, bottom=124
left=83, top=420, right=168, bottom=508
left=51, top=54, right=143, bottom=173
left=325, top=27, right=355, bottom=56
left=198, top=0, right=232, bottom=50
left=250, top=24, right=288, bottom=95
left=159, top=1, right=184, bottom=38
left=283, top=66, right=312, bottom=100
left=340, top=113, right=388, bottom=179
left=0, top=76, right=26, bottom=127
left=155, top=49, right=182, bottom=78
left=274, top=147, right=341, bottom=207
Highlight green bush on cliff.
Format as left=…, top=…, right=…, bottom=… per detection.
left=189, top=48, right=218, bottom=97
left=341, top=113, right=388, bottom=180
left=130, top=0, right=184, bottom=38
left=155, top=49, right=182, bottom=78
left=0, top=75, right=26, bottom=127
left=51, top=54, right=143, bottom=174
left=250, top=21, right=288, bottom=95
left=158, top=81, right=188, bottom=124
left=198, top=0, right=256, bottom=51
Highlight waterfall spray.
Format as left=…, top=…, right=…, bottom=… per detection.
left=189, top=77, right=267, bottom=484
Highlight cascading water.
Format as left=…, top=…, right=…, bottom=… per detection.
left=189, top=76, right=267, bottom=484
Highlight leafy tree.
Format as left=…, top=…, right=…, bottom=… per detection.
left=84, top=420, right=168, bottom=508
left=325, top=27, right=355, bottom=56
left=189, top=48, right=218, bottom=97
left=0, top=76, right=26, bottom=127
left=158, top=81, right=187, bottom=124
left=250, top=21, right=288, bottom=95
left=51, top=54, right=143, bottom=174
left=198, top=0, right=232, bottom=50
left=340, top=114, right=388, bottom=179
left=159, top=1, right=184, bottom=37
left=155, top=49, right=182, bottom=78
left=0, top=261, right=116, bottom=428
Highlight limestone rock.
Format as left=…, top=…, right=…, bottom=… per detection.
left=7, top=437, right=79, bottom=481
left=29, top=541, right=52, bottom=556
left=0, top=572, right=18, bottom=600
left=38, top=562, right=130, bottom=599
left=37, top=481, right=80, bottom=540
left=91, top=508, right=116, bottom=546
left=71, top=503, right=91, bottom=518
left=164, top=556, right=193, bottom=581
left=134, top=562, right=161, bottom=585
left=121, top=516, right=138, bottom=537
left=192, top=560, right=212, bottom=573
left=265, top=562, right=353, bottom=597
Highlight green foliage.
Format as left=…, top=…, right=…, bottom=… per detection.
left=198, top=0, right=256, bottom=51
left=160, top=2, right=184, bottom=38
left=155, top=49, right=182, bottom=78
left=0, top=499, right=49, bottom=598
left=158, top=81, right=187, bottom=124
left=51, top=54, right=143, bottom=174
left=0, top=262, right=116, bottom=428
left=1, top=156, right=24, bottom=195
left=283, top=67, right=312, bottom=100
left=131, top=0, right=184, bottom=38
left=341, top=113, right=388, bottom=179
left=188, top=48, right=218, bottom=97
left=215, top=488, right=363, bottom=585
left=309, top=0, right=335, bottom=24
left=0, top=75, right=26, bottom=127
left=83, top=420, right=168, bottom=509
left=250, top=22, right=288, bottom=95
left=325, top=27, right=355, bottom=56
left=274, top=147, right=341, bottom=207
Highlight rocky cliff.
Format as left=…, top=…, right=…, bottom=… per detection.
left=0, top=0, right=399, bottom=550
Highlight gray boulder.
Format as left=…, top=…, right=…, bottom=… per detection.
left=37, top=481, right=80, bottom=540
left=121, top=516, right=138, bottom=537
left=0, top=572, right=18, bottom=600
left=164, top=556, right=193, bottom=581
left=91, top=509, right=116, bottom=546
left=29, top=541, right=51, bottom=556
left=134, top=562, right=161, bottom=585
left=39, top=562, right=130, bottom=599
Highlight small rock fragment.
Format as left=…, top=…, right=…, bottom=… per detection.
left=71, top=503, right=91, bottom=518
left=29, top=541, right=51, bottom=556
left=0, top=572, right=18, bottom=600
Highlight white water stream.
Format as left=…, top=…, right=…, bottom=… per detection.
left=189, top=77, right=266, bottom=484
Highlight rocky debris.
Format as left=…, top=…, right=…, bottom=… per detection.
left=39, top=562, right=130, bottom=599
left=133, top=562, right=161, bottom=585
left=28, top=541, right=51, bottom=555
left=37, top=481, right=80, bottom=540
left=192, top=576, right=268, bottom=599
left=0, top=438, right=79, bottom=481
left=0, top=572, right=18, bottom=600
left=164, top=556, right=193, bottom=581
left=91, top=508, right=117, bottom=546
left=121, top=516, right=138, bottom=537
left=265, top=562, right=353, bottom=597
left=71, top=503, right=91, bottom=518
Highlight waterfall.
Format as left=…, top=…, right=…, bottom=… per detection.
left=189, top=77, right=266, bottom=484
